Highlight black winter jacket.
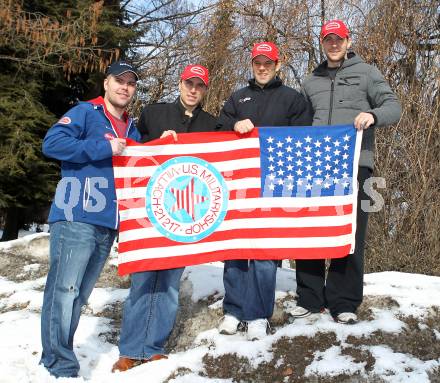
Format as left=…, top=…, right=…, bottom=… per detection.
left=138, top=98, right=217, bottom=142
left=216, top=77, right=312, bottom=130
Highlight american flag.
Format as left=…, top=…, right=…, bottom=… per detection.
left=113, top=125, right=362, bottom=275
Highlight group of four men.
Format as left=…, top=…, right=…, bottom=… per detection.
left=39, top=20, right=401, bottom=378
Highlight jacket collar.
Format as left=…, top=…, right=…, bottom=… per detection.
left=248, top=76, right=283, bottom=90
left=174, top=97, right=202, bottom=119
left=88, top=96, right=129, bottom=121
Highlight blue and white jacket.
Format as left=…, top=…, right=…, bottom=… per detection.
left=43, top=96, right=141, bottom=230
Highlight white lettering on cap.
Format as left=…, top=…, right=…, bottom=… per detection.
left=256, top=43, right=272, bottom=52
left=190, top=66, right=206, bottom=76
left=325, top=21, right=341, bottom=30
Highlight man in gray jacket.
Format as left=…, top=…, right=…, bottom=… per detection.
left=293, top=20, right=401, bottom=324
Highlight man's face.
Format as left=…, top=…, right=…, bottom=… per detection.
left=103, top=72, right=137, bottom=110
left=179, top=77, right=207, bottom=109
left=252, top=55, right=280, bottom=86
left=321, top=34, right=352, bottom=66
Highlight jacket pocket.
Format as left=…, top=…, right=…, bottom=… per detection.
left=337, top=75, right=365, bottom=101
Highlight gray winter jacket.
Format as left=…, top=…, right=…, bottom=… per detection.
left=301, top=52, right=401, bottom=169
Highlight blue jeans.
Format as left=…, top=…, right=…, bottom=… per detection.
left=118, top=267, right=184, bottom=359
left=40, top=221, right=116, bottom=378
left=223, top=260, right=277, bottom=321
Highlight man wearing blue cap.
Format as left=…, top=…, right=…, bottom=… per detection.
left=39, top=61, right=140, bottom=378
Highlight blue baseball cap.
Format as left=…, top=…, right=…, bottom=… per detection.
left=106, top=61, right=139, bottom=80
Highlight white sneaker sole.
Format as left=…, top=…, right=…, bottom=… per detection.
left=289, top=310, right=312, bottom=319
left=219, top=328, right=237, bottom=335
left=335, top=317, right=358, bottom=324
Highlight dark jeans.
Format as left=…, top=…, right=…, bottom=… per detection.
left=223, top=259, right=277, bottom=321
left=295, top=167, right=372, bottom=316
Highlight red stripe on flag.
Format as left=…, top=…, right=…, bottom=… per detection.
left=120, top=218, right=152, bottom=231
left=225, top=204, right=353, bottom=219
left=118, top=225, right=353, bottom=253
left=123, top=130, right=258, bottom=147
left=114, top=168, right=262, bottom=189
left=118, top=204, right=353, bottom=230
left=117, top=245, right=352, bottom=275
left=117, top=198, right=146, bottom=211
left=114, top=148, right=260, bottom=167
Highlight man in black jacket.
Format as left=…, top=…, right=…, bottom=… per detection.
left=112, top=64, right=217, bottom=372
left=217, top=42, right=312, bottom=340
left=137, top=65, right=216, bottom=142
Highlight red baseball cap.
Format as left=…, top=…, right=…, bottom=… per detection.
left=251, top=42, right=279, bottom=62
left=181, top=64, right=209, bottom=86
left=321, top=20, right=350, bottom=39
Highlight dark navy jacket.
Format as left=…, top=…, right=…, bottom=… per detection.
left=217, top=77, right=312, bottom=130
left=42, top=97, right=140, bottom=229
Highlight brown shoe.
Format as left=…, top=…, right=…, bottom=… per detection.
left=112, top=354, right=168, bottom=373
left=146, top=354, right=168, bottom=363
left=112, top=357, right=144, bottom=372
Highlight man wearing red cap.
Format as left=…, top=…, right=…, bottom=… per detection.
left=112, top=64, right=216, bottom=372
left=217, top=42, right=312, bottom=340
left=293, top=20, right=401, bottom=324
left=137, top=64, right=215, bottom=141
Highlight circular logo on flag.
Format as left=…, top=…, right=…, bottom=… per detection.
left=146, top=156, right=228, bottom=243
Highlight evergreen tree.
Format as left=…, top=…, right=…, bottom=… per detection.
left=0, top=0, right=135, bottom=240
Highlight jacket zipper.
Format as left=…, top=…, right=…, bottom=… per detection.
left=98, top=104, right=132, bottom=229
left=327, top=64, right=343, bottom=125
left=328, top=79, right=334, bottom=125
left=82, top=177, right=90, bottom=211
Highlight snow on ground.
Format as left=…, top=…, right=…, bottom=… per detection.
left=0, top=232, right=50, bottom=251
left=0, top=233, right=439, bottom=382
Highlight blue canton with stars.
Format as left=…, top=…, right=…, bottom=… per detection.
left=259, top=125, right=357, bottom=198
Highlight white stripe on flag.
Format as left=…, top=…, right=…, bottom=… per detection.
left=119, top=235, right=353, bottom=262
left=121, top=137, right=260, bottom=157
left=118, top=194, right=354, bottom=222
left=115, top=178, right=262, bottom=200
left=227, top=195, right=353, bottom=210
left=118, top=214, right=353, bottom=242
left=113, top=158, right=260, bottom=179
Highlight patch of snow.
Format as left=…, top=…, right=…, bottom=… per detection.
left=369, top=345, right=439, bottom=383
left=0, top=234, right=439, bottom=382
left=170, top=374, right=233, bottom=382
left=87, top=288, right=129, bottom=314
left=305, top=345, right=365, bottom=377
left=23, top=264, right=41, bottom=272
left=184, top=263, right=224, bottom=302
left=0, top=232, right=49, bottom=251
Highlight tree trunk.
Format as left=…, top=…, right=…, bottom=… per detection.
left=0, top=207, right=25, bottom=241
